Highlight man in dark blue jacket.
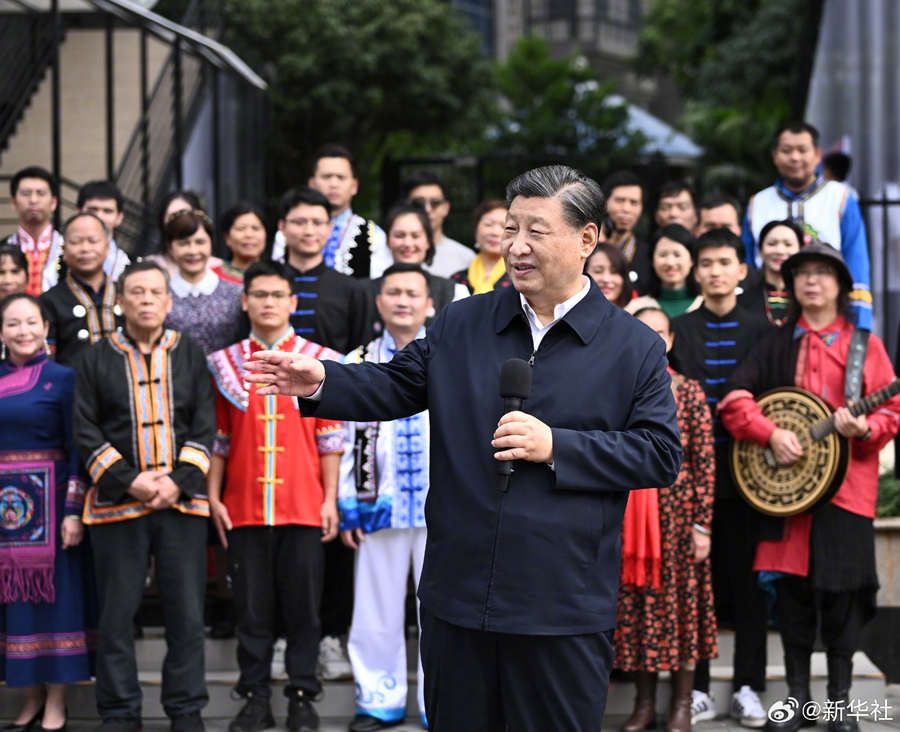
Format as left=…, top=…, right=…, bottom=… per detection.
left=246, top=165, right=683, bottom=731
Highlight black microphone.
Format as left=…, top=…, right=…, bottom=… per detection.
left=497, top=358, right=532, bottom=493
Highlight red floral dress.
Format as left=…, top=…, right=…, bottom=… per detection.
left=614, top=375, right=718, bottom=672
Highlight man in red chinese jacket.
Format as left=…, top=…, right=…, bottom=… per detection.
left=719, top=243, right=900, bottom=732
left=207, top=260, right=344, bottom=732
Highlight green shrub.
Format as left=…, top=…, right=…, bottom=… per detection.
left=877, top=472, right=900, bottom=518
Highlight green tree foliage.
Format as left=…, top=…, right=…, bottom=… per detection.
left=489, top=34, right=643, bottom=158
left=637, top=0, right=804, bottom=194
left=223, top=0, right=495, bottom=197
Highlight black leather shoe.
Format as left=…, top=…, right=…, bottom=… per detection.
left=93, top=719, right=143, bottom=732
left=170, top=713, right=204, bottom=732
left=286, top=690, right=319, bottom=732
left=229, top=693, right=275, bottom=732
left=1, top=707, right=45, bottom=732
left=348, top=715, right=405, bottom=732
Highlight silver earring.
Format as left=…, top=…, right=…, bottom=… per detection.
left=1, top=342, right=5, bottom=361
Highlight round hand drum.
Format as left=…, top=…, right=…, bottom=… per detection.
left=730, top=387, right=849, bottom=517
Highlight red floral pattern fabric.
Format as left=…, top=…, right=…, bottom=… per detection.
left=614, top=377, right=718, bottom=672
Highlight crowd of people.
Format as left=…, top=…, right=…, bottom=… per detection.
left=0, top=120, right=898, bottom=732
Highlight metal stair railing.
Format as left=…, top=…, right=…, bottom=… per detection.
left=0, top=11, right=60, bottom=155
left=112, top=0, right=224, bottom=256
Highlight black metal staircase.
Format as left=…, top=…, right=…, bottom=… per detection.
left=0, top=11, right=62, bottom=157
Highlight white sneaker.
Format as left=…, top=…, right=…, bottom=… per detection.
left=692, top=689, right=717, bottom=724
left=270, top=637, right=287, bottom=680
left=731, top=686, right=767, bottom=728
left=317, top=635, right=353, bottom=680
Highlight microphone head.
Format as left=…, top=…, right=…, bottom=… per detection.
left=499, top=358, right=532, bottom=400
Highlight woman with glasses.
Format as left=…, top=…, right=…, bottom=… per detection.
left=164, top=209, right=243, bottom=355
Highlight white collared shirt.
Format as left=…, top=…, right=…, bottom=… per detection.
left=170, top=268, right=219, bottom=298
left=519, top=275, right=591, bottom=352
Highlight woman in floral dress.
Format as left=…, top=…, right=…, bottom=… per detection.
left=616, top=307, right=717, bottom=732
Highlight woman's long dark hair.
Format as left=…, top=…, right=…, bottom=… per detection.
left=584, top=242, right=634, bottom=308
left=646, top=224, right=700, bottom=299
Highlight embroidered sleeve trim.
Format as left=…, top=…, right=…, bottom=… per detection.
left=66, top=476, right=89, bottom=509
left=88, top=443, right=124, bottom=483
left=213, top=433, right=231, bottom=458
left=208, top=341, right=250, bottom=411
left=317, top=430, right=345, bottom=456
left=179, top=443, right=211, bottom=475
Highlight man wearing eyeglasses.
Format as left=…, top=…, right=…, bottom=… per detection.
left=720, top=241, right=900, bottom=732
left=277, top=187, right=374, bottom=355
left=402, top=170, right=475, bottom=278
left=207, top=259, right=345, bottom=732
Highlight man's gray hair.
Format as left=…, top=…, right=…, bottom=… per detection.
left=505, top=165, right=606, bottom=229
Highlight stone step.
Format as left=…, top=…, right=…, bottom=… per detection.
left=0, top=655, right=885, bottom=722
left=130, top=629, right=789, bottom=673
left=0, top=631, right=881, bottom=721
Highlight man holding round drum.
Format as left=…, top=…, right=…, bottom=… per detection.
left=245, top=165, right=683, bottom=731
left=720, top=242, right=900, bottom=732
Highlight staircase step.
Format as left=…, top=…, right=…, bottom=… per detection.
left=0, top=630, right=882, bottom=721
left=0, top=658, right=885, bottom=722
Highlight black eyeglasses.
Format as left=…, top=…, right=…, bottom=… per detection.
left=410, top=197, right=446, bottom=211
left=791, top=266, right=835, bottom=281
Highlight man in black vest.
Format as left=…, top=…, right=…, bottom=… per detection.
left=41, top=212, right=123, bottom=369
left=246, top=165, right=683, bottom=731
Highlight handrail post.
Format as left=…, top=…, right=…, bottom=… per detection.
left=106, top=13, right=115, bottom=181
left=140, top=27, right=150, bottom=208
left=173, top=38, right=183, bottom=190
left=51, top=0, right=61, bottom=231
left=212, top=66, right=221, bottom=235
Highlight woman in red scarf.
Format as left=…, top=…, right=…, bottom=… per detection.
left=617, top=307, right=717, bottom=732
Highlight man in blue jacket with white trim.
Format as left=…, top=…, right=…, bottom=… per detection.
left=742, top=121, right=872, bottom=330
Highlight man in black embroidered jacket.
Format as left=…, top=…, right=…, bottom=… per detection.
left=40, top=213, right=123, bottom=369
left=73, top=261, right=215, bottom=732
left=278, top=187, right=373, bottom=354
left=669, top=229, right=774, bottom=726
left=246, top=166, right=682, bottom=731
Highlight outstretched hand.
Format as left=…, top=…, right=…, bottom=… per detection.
left=244, top=351, right=326, bottom=398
